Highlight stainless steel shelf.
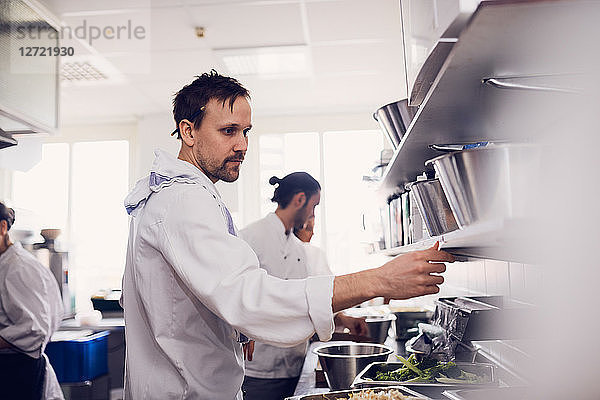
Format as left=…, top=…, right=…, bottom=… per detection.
left=378, top=219, right=537, bottom=263
left=379, top=0, right=587, bottom=194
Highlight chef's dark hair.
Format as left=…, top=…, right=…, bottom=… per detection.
left=171, top=70, right=250, bottom=139
left=269, top=172, right=321, bottom=208
left=0, top=202, right=15, bottom=231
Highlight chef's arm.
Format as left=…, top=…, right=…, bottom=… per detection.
left=332, top=242, right=454, bottom=313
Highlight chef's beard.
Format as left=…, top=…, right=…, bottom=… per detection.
left=293, top=203, right=310, bottom=230
left=199, top=152, right=245, bottom=183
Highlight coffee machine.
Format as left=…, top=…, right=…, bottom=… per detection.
left=27, top=229, right=75, bottom=318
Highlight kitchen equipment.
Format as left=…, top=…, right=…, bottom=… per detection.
left=46, top=330, right=110, bottom=383
left=433, top=296, right=532, bottom=343
left=30, top=229, right=74, bottom=317
left=425, top=144, right=542, bottom=228
left=428, top=142, right=489, bottom=152
left=405, top=179, right=458, bottom=237
left=373, top=100, right=417, bottom=149
left=407, top=189, right=429, bottom=243
left=40, top=228, right=62, bottom=241
left=352, top=361, right=496, bottom=389
left=442, top=386, right=531, bottom=400
left=91, top=289, right=124, bottom=314
left=388, top=194, right=403, bottom=248
left=390, top=309, right=433, bottom=340
left=365, top=314, right=396, bottom=344
left=313, top=343, right=394, bottom=390
left=284, top=385, right=428, bottom=400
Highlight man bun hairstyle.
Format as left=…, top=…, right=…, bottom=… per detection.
left=270, top=172, right=321, bottom=208
left=0, top=202, right=15, bottom=231
left=171, top=70, right=250, bottom=139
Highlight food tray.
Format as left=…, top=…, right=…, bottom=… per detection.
left=352, top=362, right=497, bottom=389
left=442, top=386, right=531, bottom=400
left=285, top=386, right=429, bottom=400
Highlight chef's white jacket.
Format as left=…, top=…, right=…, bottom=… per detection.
left=0, top=242, right=64, bottom=400
left=122, top=150, right=334, bottom=400
left=240, top=213, right=334, bottom=379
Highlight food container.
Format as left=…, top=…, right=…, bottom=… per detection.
left=373, top=99, right=417, bottom=149
left=442, top=386, right=531, bottom=400
left=425, top=144, right=542, bottom=228
left=405, top=179, right=458, bottom=237
left=45, top=330, right=110, bottom=383
left=352, top=361, right=496, bottom=390
left=284, top=385, right=428, bottom=400
left=391, top=309, right=433, bottom=340
left=313, top=343, right=394, bottom=390
left=365, top=314, right=396, bottom=344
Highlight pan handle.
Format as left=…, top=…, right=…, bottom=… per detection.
left=482, top=77, right=579, bottom=93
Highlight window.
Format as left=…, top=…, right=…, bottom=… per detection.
left=70, top=141, right=129, bottom=309
left=11, top=140, right=130, bottom=311
left=322, top=131, right=383, bottom=274
left=12, top=143, right=69, bottom=231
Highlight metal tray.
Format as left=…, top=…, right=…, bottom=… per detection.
left=352, top=362, right=497, bottom=389
left=285, top=386, right=429, bottom=400
left=442, top=386, right=531, bottom=400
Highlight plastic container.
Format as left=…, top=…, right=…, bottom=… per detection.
left=45, top=330, right=110, bottom=383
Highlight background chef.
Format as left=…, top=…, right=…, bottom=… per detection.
left=240, top=172, right=368, bottom=400
left=0, top=202, right=64, bottom=400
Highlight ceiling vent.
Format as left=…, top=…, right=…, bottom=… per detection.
left=61, top=61, right=107, bottom=82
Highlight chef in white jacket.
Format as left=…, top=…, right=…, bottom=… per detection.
left=240, top=173, right=368, bottom=400
left=0, top=203, right=64, bottom=400
left=122, top=70, right=454, bottom=400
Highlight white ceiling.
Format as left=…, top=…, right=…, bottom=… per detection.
left=39, top=0, right=407, bottom=125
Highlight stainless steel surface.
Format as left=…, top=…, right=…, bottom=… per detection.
left=442, top=386, right=531, bottom=400
left=426, top=144, right=542, bottom=228
left=364, top=314, right=396, bottom=344
left=379, top=0, right=594, bottom=194
left=405, top=179, right=458, bottom=237
left=483, top=77, right=578, bottom=93
left=352, top=361, right=496, bottom=389
left=313, top=343, right=393, bottom=390
left=373, top=99, right=417, bottom=149
left=285, top=386, right=429, bottom=400
left=393, top=310, right=433, bottom=340
left=409, top=41, right=455, bottom=106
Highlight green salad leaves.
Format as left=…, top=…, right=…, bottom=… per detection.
left=373, top=354, right=488, bottom=384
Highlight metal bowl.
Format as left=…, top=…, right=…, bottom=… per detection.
left=405, top=179, right=459, bottom=237
left=425, top=144, right=542, bottom=228
left=365, top=314, right=396, bottom=344
left=314, top=343, right=394, bottom=390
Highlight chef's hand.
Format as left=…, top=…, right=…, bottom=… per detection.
left=332, top=242, right=455, bottom=313
left=243, top=340, right=254, bottom=361
left=335, top=313, right=369, bottom=337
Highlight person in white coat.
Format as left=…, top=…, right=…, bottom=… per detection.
left=122, top=70, right=454, bottom=400
left=0, top=203, right=64, bottom=400
left=240, top=172, right=368, bottom=400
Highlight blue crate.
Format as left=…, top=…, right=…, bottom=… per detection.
left=45, top=330, right=110, bottom=383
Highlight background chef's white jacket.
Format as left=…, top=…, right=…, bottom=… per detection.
left=0, top=242, right=65, bottom=400
left=240, top=214, right=335, bottom=379
left=122, top=150, right=334, bottom=400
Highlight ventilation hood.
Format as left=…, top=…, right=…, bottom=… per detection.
left=0, top=0, right=60, bottom=139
